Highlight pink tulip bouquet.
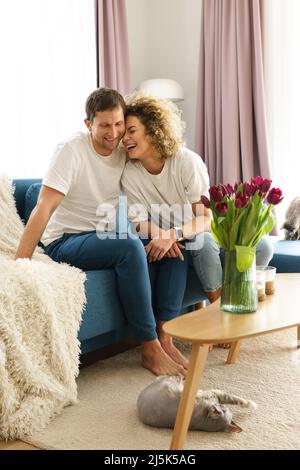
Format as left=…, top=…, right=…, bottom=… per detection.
left=201, top=176, right=283, bottom=272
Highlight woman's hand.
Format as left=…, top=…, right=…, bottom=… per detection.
left=145, top=229, right=182, bottom=262
left=165, top=242, right=185, bottom=261
left=145, top=238, right=174, bottom=262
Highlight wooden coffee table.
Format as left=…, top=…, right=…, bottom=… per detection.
left=163, top=273, right=300, bottom=450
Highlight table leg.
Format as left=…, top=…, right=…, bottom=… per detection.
left=170, top=343, right=209, bottom=450
left=297, top=326, right=300, bottom=349
left=227, top=341, right=241, bottom=364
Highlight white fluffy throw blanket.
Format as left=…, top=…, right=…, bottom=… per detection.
left=0, top=175, right=86, bottom=439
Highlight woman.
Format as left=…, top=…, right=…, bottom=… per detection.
left=121, top=94, right=274, bottom=347
left=121, top=93, right=217, bottom=356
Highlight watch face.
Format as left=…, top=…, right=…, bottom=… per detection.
left=174, top=227, right=183, bottom=240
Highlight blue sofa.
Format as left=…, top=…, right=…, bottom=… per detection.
left=13, top=179, right=300, bottom=357
left=13, top=179, right=208, bottom=355
left=269, top=239, right=300, bottom=273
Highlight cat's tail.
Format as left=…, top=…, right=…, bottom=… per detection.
left=208, top=389, right=258, bottom=409
left=241, top=399, right=257, bottom=410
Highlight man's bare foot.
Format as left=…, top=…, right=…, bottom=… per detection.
left=141, top=339, right=186, bottom=376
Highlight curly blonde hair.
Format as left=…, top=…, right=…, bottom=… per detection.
left=125, top=93, right=185, bottom=159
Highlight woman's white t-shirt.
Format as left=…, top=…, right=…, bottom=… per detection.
left=121, top=147, right=209, bottom=230
left=41, top=132, right=126, bottom=246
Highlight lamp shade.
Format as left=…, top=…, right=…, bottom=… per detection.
left=137, top=78, right=184, bottom=102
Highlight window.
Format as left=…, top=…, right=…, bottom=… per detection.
left=264, top=0, right=300, bottom=224
left=0, top=0, right=96, bottom=178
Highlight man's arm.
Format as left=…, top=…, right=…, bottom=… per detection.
left=15, top=185, right=65, bottom=260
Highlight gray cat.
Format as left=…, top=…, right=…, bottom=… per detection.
left=281, top=197, right=300, bottom=240
left=137, top=376, right=257, bottom=433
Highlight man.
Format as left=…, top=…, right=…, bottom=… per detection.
left=15, top=87, right=186, bottom=376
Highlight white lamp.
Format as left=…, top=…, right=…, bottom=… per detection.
left=136, top=78, right=184, bottom=102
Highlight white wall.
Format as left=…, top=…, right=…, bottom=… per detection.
left=126, top=0, right=202, bottom=150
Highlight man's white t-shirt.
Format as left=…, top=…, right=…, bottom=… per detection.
left=41, top=132, right=126, bottom=246
left=121, top=147, right=210, bottom=229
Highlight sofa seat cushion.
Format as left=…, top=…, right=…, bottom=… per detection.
left=79, top=270, right=126, bottom=341
left=270, top=240, right=300, bottom=273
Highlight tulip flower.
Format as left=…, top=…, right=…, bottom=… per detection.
left=200, top=195, right=211, bottom=208
left=267, top=188, right=283, bottom=205
left=261, top=179, right=272, bottom=193
left=235, top=192, right=249, bottom=208
left=209, top=185, right=224, bottom=202
left=215, top=202, right=228, bottom=216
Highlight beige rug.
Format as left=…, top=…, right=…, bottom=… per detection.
left=24, top=329, right=300, bottom=450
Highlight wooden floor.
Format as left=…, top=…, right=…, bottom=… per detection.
left=0, top=440, right=40, bottom=450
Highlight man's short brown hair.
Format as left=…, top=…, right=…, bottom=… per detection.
left=85, top=88, right=126, bottom=122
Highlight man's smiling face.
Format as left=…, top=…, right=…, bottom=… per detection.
left=85, top=106, right=125, bottom=156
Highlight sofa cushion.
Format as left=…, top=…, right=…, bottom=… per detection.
left=13, top=179, right=42, bottom=221
left=270, top=240, right=300, bottom=273
left=24, top=183, right=41, bottom=224
left=79, top=270, right=126, bottom=341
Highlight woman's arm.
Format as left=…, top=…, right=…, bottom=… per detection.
left=181, top=202, right=212, bottom=240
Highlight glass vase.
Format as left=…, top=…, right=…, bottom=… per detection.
left=221, top=250, right=258, bottom=313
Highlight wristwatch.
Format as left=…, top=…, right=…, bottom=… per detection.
left=173, top=226, right=184, bottom=241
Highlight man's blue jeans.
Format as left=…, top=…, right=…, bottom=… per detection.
left=189, top=232, right=274, bottom=292
left=43, top=231, right=189, bottom=341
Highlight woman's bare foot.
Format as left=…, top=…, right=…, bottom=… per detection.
left=141, top=339, right=186, bottom=376
left=156, top=320, right=189, bottom=369
left=215, top=343, right=231, bottom=349
left=160, top=338, right=189, bottom=370
left=205, top=287, right=222, bottom=304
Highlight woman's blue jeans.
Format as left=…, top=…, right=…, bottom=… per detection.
left=189, top=232, right=274, bottom=292
left=141, top=238, right=189, bottom=322
left=44, top=231, right=188, bottom=342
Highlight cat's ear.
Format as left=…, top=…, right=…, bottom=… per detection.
left=226, top=421, right=243, bottom=433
